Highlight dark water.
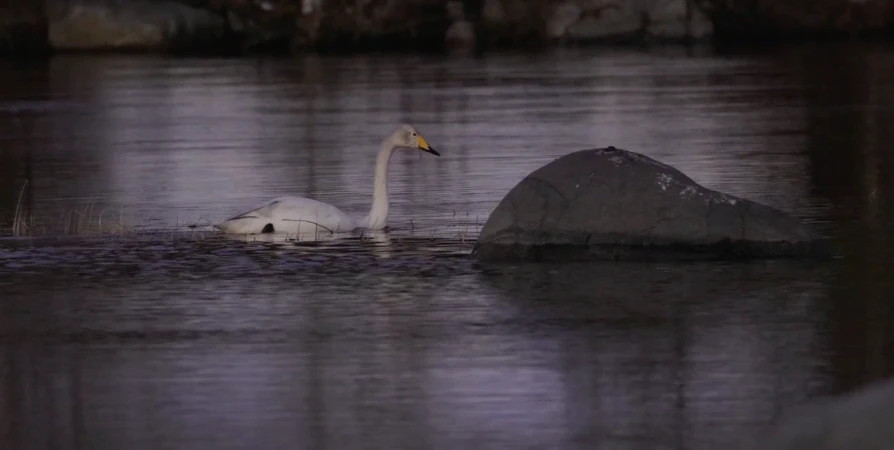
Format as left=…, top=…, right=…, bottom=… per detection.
left=2, top=42, right=894, bottom=449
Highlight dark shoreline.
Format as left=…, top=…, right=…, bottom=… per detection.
left=5, top=36, right=894, bottom=61
left=3, top=0, right=894, bottom=60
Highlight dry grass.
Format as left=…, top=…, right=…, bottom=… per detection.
left=4, top=181, right=215, bottom=240
left=9, top=181, right=130, bottom=237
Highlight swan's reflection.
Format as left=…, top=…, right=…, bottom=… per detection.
left=216, top=230, right=354, bottom=244
left=213, top=227, right=395, bottom=259
left=361, top=230, right=393, bottom=259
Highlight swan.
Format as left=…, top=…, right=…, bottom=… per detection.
left=214, top=124, right=440, bottom=235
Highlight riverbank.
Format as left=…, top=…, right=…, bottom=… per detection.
left=1, top=0, right=893, bottom=57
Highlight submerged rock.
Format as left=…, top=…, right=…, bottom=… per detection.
left=474, top=147, right=828, bottom=262
left=739, top=377, right=894, bottom=450
left=47, top=0, right=228, bottom=52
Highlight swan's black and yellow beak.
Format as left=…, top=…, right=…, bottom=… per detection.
left=417, top=135, right=440, bottom=156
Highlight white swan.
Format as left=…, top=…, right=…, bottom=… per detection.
left=214, top=124, right=440, bottom=235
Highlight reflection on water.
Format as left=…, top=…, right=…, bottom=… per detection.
left=2, top=42, right=894, bottom=449
left=0, top=234, right=835, bottom=450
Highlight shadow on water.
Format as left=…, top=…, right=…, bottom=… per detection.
left=789, top=43, right=894, bottom=395
left=2, top=42, right=894, bottom=449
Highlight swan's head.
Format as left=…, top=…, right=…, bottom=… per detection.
left=389, top=124, right=440, bottom=156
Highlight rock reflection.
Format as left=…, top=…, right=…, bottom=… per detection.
left=480, top=261, right=833, bottom=448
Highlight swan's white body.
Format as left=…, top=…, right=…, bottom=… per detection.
left=214, top=196, right=359, bottom=235
left=214, top=124, right=438, bottom=235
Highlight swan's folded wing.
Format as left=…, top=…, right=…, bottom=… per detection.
left=217, top=196, right=357, bottom=234
left=224, top=199, right=282, bottom=221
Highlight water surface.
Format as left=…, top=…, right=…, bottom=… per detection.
left=2, top=43, right=894, bottom=450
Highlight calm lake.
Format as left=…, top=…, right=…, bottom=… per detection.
left=2, top=42, right=894, bottom=450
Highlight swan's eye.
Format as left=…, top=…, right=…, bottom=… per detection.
left=412, top=132, right=417, bottom=136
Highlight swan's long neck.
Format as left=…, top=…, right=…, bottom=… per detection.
left=364, top=141, right=396, bottom=229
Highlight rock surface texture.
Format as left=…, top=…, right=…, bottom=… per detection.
left=474, top=147, right=827, bottom=261
left=546, top=0, right=714, bottom=42
left=290, top=0, right=450, bottom=51
left=47, top=0, right=228, bottom=52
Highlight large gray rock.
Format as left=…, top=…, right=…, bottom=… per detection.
left=47, top=0, right=227, bottom=52
left=474, top=146, right=829, bottom=261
